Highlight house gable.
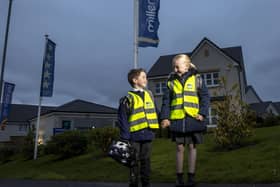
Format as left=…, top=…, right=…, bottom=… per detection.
left=245, top=85, right=262, bottom=104
left=148, top=37, right=246, bottom=79
left=190, top=37, right=240, bottom=69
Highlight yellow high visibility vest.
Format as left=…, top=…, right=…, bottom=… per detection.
left=167, top=75, right=200, bottom=119
left=127, top=90, right=159, bottom=132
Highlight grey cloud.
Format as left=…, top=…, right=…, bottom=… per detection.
left=0, top=0, right=280, bottom=108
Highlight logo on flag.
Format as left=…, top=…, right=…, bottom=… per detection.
left=40, top=38, right=56, bottom=97
left=138, top=0, right=160, bottom=47
left=0, top=82, right=15, bottom=126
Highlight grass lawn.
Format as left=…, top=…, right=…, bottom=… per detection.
left=0, top=125, right=279, bottom=183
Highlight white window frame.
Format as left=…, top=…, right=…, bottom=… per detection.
left=155, top=81, right=167, bottom=95
left=201, top=72, right=220, bottom=88
left=207, top=107, right=218, bottom=127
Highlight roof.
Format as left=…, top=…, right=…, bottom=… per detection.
left=147, top=37, right=246, bottom=81
left=249, top=101, right=272, bottom=115
left=147, top=52, right=192, bottom=78
left=52, top=99, right=117, bottom=114
left=8, top=99, right=117, bottom=123
left=245, top=85, right=262, bottom=102
left=8, top=104, right=56, bottom=123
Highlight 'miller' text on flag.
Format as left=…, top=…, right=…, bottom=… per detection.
left=138, top=0, right=160, bottom=47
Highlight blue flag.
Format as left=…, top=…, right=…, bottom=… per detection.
left=40, top=38, right=56, bottom=97
left=138, top=0, right=160, bottom=47
left=0, top=82, right=15, bottom=124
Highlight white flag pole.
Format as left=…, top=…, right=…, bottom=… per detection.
left=34, top=35, right=48, bottom=160
left=33, top=96, right=42, bottom=160
left=133, top=0, right=139, bottom=68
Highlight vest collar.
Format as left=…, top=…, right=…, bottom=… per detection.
left=132, top=88, right=144, bottom=92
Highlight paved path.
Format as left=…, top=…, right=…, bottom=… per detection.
left=0, top=179, right=279, bottom=187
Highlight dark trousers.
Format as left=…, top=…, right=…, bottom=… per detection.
left=129, top=141, right=152, bottom=187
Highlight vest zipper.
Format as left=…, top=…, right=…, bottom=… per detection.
left=179, top=78, right=186, bottom=133
left=183, top=117, right=185, bottom=133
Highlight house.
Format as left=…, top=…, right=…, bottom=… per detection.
left=249, top=101, right=279, bottom=118
left=29, top=99, right=118, bottom=144
left=245, top=85, right=262, bottom=104
left=147, top=37, right=262, bottom=126
left=0, top=99, right=117, bottom=144
left=0, top=104, right=55, bottom=143
left=274, top=102, right=280, bottom=114
left=243, top=86, right=280, bottom=117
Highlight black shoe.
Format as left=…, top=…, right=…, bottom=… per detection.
left=175, top=172, right=184, bottom=187
left=129, top=170, right=138, bottom=187
left=185, top=172, right=195, bottom=187
left=129, top=177, right=138, bottom=187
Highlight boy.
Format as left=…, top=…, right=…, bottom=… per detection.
left=118, top=68, right=159, bottom=187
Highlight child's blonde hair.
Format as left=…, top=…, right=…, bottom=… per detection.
left=172, top=54, right=196, bottom=69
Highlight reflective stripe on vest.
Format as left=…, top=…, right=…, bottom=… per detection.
left=168, top=75, right=200, bottom=119
left=128, top=90, right=159, bottom=132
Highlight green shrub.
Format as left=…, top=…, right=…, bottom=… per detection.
left=262, top=115, right=280, bottom=127
left=45, top=130, right=88, bottom=158
left=213, top=75, right=254, bottom=150
left=0, top=145, right=18, bottom=163
left=253, top=115, right=280, bottom=128
left=21, top=131, right=35, bottom=160
left=87, top=127, right=119, bottom=154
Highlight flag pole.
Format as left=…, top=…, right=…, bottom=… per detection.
left=133, top=0, right=139, bottom=68
left=33, top=96, right=42, bottom=160
left=34, top=34, right=48, bottom=160
left=0, top=0, right=14, bottom=104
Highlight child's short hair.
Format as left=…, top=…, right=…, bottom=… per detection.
left=127, top=68, right=146, bottom=87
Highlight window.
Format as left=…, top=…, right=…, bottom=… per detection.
left=155, top=82, right=167, bottom=95
left=204, top=49, right=209, bottom=57
left=206, top=107, right=218, bottom=126
left=201, top=72, right=219, bottom=87
left=18, top=125, right=28, bottom=132
left=62, top=120, right=71, bottom=129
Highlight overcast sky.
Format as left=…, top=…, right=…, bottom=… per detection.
left=0, top=0, right=279, bottom=108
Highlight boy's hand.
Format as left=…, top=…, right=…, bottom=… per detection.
left=196, top=114, right=204, bottom=121
left=161, top=119, right=171, bottom=128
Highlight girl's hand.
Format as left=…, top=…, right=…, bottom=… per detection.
left=161, top=119, right=171, bottom=128
left=196, top=114, right=204, bottom=121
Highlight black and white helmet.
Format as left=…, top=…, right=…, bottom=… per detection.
left=108, top=140, right=136, bottom=167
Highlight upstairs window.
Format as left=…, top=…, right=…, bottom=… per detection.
left=201, top=72, right=219, bottom=87
left=155, top=82, right=167, bottom=95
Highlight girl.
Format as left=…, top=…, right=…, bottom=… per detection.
left=160, top=54, right=210, bottom=187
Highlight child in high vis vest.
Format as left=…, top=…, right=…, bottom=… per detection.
left=118, top=68, right=159, bottom=187
left=160, top=54, right=210, bottom=187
